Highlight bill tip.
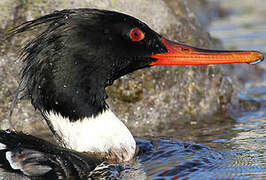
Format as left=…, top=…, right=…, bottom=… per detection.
left=249, top=52, right=264, bottom=65
left=249, top=59, right=263, bottom=65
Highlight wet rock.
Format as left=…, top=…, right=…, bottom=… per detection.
left=0, top=0, right=245, bottom=139
left=238, top=99, right=261, bottom=112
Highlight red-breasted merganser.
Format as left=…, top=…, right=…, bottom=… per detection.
left=0, top=8, right=264, bottom=179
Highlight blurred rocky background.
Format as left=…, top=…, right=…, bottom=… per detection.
left=0, top=0, right=263, bottom=142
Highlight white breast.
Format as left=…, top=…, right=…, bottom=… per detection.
left=45, top=109, right=136, bottom=162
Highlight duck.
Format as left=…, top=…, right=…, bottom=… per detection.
left=0, top=8, right=263, bottom=179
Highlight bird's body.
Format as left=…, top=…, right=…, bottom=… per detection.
left=0, top=130, right=102, bottom=179
left=0, top=8, right=263, bottom=179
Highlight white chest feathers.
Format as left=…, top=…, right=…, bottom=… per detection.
left=45, top=109, right=136, bottom=162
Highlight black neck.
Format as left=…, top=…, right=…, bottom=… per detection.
left=24, top=53, right=112, bottom=121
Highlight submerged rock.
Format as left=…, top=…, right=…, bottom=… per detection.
left=0, top=0, right=256, bottom=139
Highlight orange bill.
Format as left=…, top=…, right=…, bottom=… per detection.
left=150, top=37, right=264, bottom=65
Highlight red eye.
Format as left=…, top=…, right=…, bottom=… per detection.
left=129, top=28, right=145, bottom=42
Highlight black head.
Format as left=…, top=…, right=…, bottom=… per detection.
left=12, top=8, right=264, bottom=121
left=12, top=9, right=167, bottom=121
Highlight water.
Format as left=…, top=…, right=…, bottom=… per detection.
left=116, top=1, right=266, bottom=179
left=208, top=1, right=266, bottom=179
left=209, top=0, right=266, bottom=52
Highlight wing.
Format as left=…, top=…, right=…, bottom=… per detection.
left=0, top=130, right=102, bottom=179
